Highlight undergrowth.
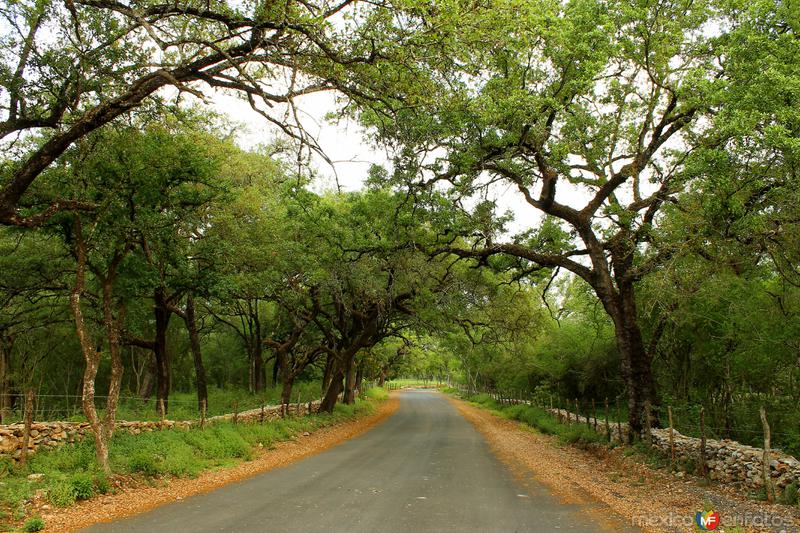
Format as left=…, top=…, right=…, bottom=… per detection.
left=0, top=392, right=384, bottom=530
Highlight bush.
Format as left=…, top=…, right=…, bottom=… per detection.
left=365, top=387, right=388, bottom=401
left=128, top=452, right=161, bottom=476
left=23, top=517, right=45, bottom=532
left=47, top=481, right=76, bottom=507
left=70, top=472, right=94, bottom=500
left=94, top=473, right=111, bottom=495
left=779, top=481, right=799, bottom=505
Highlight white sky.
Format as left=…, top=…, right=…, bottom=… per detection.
left=213, top=90, right=541, bottom=236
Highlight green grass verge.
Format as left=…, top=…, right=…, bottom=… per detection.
left=450, top=391, right=606, bottom=447
left=0, top=395, right=382, bottom=530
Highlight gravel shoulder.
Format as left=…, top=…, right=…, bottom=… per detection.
left=450, top=396, right=800, bottom=533
left=40, top=397, right=400, bottom=533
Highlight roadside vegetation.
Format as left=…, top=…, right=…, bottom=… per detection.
left=0, top=392, right=385, bottom=528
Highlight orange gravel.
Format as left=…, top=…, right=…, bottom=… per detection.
left=41, top=397, right=399, bottom=533
left=450, top=397, right=800, bottom=533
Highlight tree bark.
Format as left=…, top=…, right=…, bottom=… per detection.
left=320, top=368, right=344, bottom=413
left=185, top=294, right=208, bottom=412
left=153, top=288, right=172, bottom=415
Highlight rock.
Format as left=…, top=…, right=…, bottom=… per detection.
left=27, top=473, right=44, bottom=482
left=303, top=432, right=310, bottom=436
left=0, top=434, right=20, bottom=453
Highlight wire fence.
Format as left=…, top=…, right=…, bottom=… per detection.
left=449, top=384, right=800, bottom=458
left=0, top=382, right=325, bottom=425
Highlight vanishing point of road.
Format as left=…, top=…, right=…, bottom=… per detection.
left=83, top=391, right=636, bottom=532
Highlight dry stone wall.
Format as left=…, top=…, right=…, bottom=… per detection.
left=0, top=400, right=322, bottom=461
left=548, top=407, right=800, bottom=493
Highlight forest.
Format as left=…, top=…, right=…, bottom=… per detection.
left=1, top=0, right=798, bottom=473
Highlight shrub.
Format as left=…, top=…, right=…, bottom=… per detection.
left=779, top=481, right=799, bottom=505
left=23, top=517, right=45, bottom=532
left=365, top=387, right=388, bottom=401
left=70, top=472, right=94, bottom=500
left=94, top=473, right=111, bottom=495
left=47, top=481, right=76, bottom=507
left=128, top=452, right=161, bottom=476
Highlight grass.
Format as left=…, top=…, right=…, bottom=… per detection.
left=8, top=383, right=325, bottom=425
left=0, top=390, right=386, bottom=530
left=385, top=379, right=446, bottom=389
left=451, top=391, right=606, bottom=447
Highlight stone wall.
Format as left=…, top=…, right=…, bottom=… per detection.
left=0, top=400, right=322, bottom=461
left=547, top=407, right=800, bottom=493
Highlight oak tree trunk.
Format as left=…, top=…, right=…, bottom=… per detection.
left=185, top=294, right=208, bottom=412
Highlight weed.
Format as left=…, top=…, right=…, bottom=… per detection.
left=47, top=481, right=76, bottom=507
left=22, top=517, right=45, bottom=532
left=69, top=472, right=94, bottom=500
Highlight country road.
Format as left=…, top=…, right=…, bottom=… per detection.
left=83, top=391, right=634, bottom=532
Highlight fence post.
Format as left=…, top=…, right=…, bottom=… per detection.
left=592, top=399, right=597, bottom=432
left=20, top=388, right=34, bottom=466
left=574, top=398, right=580, bottom=425
left=616, top=398, right=622, bottom=442
left=604, top=398, right=611, bottom=442
left=307, top=401, right=312, bottom=415
left=760, top=406, right=776, bottom=503
left=296, top=391, right=301, bottom=416
left=668, top=406, right=675, bottom=466
left=699, top=407, right=708, bottom=481
left=200, top=398, right=207, bottom=429
left=644, top=400, right=652, bottom=446
left=232, top=400, right=239, bottom=425
left=158, top=398, right=166, bottom=430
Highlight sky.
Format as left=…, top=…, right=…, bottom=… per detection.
left=212, top=90, right=541, bottom=236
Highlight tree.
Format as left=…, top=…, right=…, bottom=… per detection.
left=359, top=0, right=798, bottom=438
left=0, top=0, right=400, bottom=226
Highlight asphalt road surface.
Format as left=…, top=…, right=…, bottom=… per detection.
left=83, top=391, right=634, bottom=533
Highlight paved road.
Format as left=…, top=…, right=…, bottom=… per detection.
left=84, top=391, right=632, bottom=532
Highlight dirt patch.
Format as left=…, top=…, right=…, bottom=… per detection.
left=449, top=397, right=800, bottom=533
left=40, top=397, right=399, bottom=533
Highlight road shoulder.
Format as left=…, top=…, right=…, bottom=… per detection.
left=448, top=395, right=800, bottom=533
left=43, top=397, right=399, bottom=533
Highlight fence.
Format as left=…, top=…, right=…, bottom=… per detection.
left=449, top=384, right=798, bottom=500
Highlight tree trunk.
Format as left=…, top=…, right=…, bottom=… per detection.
left=343, top=352, right=358, bottom=405
left=271, top=356, right=279, bottom=387
left=153, top=288, right=172, bottom=415
left=0, top=337, right=11, bottom=423
left=280, top=373, right=294, bottom=408
left=322, top=354, right=335, bottom=395
left=185, top=294, right=208, bottom=412
left=378, top=368, right=386, bottom=388
left=320, top=368, right=344, bottom=413
left=604, top=282, right=656, bottom=442
left=138, top=353, right=156, bottom=399
left=252, top=342, right=265, bottom=393
left=69, top=220, right=110, bottom=472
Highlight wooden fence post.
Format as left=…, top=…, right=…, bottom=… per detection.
left=575, top=398, right=580, bottom=425
left=20, top=389, right=34, bottom=466
left=699, top=407, right=708, bottom=481
left=200, top=398, right=207, bottom=429
left=296, top=391, right=301, bottom=416
left=644, top=400, right=652, bottom=446
left=760, top=406, right=776, bottom=503
left=604, top=398, right=611, bottom=442
left=668, top=406, right=675, bottom=466
left=232, top=400, right=239, bottom=425
left=158, top=398, right=166, bottom=430
left=592, top=399, right=598, bottom=431
left=260, top=401, right=266, bottom=424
